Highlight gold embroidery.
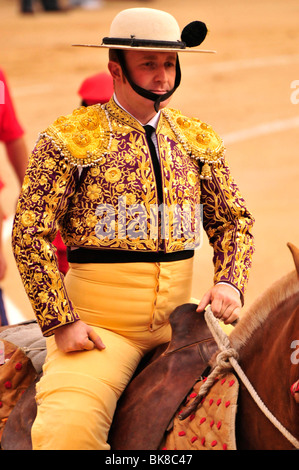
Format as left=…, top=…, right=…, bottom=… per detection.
left=72, top=132, right=92, bottom=147
left=176, top=116, right=191, bottom=129
left=201, top=162, right=213, bottom=180
left=162, top=108, right=225, bottom=180
left=187, top=170, right=198, bottom=187
left=126, top=193, right=137, bottom=205
left=87, top=184, right=102, bottom=201
left=201, top=162, right=254, bottom=294
left=104, top=167, right=122, bottom=183
left=196, top=133, right=210, bottom=145
left=72, top=106, right=88, bottom=116
left=80, top=112, right=100, bottom=131
left=21, top=210, right=36, bottom=227
left=41, top=104, right=112, bottom=167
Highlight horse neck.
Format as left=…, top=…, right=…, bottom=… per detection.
left=237, top=290, right=299, bottom=369
left=230, top=270, right=299, bottom=367
left=231, top=274, right=299, bottom=447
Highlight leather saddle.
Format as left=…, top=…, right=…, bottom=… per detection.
left=109, top=303, right=218, bottom=450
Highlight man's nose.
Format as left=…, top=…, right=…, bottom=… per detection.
left=155, top=66, right=168, bottom=82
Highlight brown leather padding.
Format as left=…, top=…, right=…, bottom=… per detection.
left=109, top=303, right=218, bottom=450
left=0, top=340, right=37, bottom=443
left=1, top=374, right=40, bottom=450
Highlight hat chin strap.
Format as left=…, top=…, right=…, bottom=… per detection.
left=116, top=50, right=181, bottom=112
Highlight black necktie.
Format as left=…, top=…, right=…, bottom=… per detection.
left=144, top=125, right=163, bottom=204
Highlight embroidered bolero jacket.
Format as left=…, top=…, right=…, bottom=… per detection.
left=12, top=98, right=255, bottom=336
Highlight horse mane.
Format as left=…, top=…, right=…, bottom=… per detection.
left=229, top=270, right=299, bottom=352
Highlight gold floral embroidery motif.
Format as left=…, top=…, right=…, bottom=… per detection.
left=104, top=168, right=122, bottom=183
left=21, top=210, right=36, bottom=227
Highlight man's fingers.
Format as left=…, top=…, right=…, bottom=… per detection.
left=54, top=321, right=106, bottom=353
left=196, top=291, right=211, bottom=312
left=210, top=298, right=224, bottom=318
left=222, top=306, right=241, bottom=325
left=83, top=338, right=96, bottom=351
left=197, top=284, right=242, bottom=326
left=87, top=328, right=106, bottom=350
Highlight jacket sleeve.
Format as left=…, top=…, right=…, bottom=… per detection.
left=11, top=136, right=80, bottom=336
left=200, top=159, right=255, bottom=301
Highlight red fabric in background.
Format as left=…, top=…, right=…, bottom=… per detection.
left=0, top=69, right=24, bottom=143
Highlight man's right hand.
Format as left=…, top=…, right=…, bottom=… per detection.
left=54, top=320, right=106, bottom=353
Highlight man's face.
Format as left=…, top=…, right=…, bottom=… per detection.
left=110, top=50, right=177, bottom=119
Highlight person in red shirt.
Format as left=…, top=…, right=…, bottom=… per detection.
left=0, top=70, right=27, bottom=184
left=0, top=69, right=28, bottom=325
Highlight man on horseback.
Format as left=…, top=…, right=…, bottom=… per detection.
left=11, top=8, right=255, bottom=449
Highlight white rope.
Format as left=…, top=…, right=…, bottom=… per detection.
left=21, top=346, right=46, bottom=352
left=204, top=306, right=299, bottom=449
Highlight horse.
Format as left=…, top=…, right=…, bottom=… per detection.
left=156, top=242, right=299, bottom=450
left=1, top=243, right=299, bottom=450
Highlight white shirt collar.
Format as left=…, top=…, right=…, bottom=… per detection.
left=113, top=93, right=160, bottom=130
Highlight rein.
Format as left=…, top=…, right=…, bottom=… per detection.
left=180, top=306, right=299, bottom=449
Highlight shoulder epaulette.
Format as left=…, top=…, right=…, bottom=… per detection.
left=39, top=104, right=112, bottom=167
left=162, top=108, right=226, bottom=180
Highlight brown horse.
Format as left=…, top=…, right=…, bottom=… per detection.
left=1, top=243, right=299, bottom=450
left=171, top=241, right=299, bottom=450
left=170, top=242, right=299, bottom=451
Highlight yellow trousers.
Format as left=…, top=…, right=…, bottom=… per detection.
left=32, top=258, right=194, bottom=450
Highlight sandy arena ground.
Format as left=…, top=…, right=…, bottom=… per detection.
left=0, top=0, right=299, bottom=323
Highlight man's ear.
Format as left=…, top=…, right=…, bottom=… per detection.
left=108, top=61, right=122, bottom=81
